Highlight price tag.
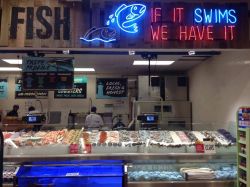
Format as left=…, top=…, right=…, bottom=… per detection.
left=84, top=144, right=92, bottom=154
left=204, top=141, right=216, bottom=154
left=195, top=143, right=204, bottom=153
left=69, top=144, right=79, bottom=154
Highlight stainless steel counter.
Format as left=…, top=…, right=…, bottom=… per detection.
left=128, top=180, right=236, bottom=187
left=4, top=153, right=236, bottom=162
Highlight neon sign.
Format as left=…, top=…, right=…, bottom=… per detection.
left=81, top=3, right=240, bottom=44
left=80, top=27, right=116, bottom=42
left=194, top=8, right=237, bottom=24
left=150, top=6, right=237, bottom=41
left=106, top=3, right=146, bottom=33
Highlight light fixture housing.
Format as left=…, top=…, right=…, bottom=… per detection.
left=0, top=67, right=22, bottom=71
left=133, top=60, right=175, bottom=66
left=74, top=68, right=95, bottom=72
left=2, top=59, right=22, bottom=64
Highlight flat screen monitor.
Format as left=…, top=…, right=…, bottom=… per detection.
left=146, top=115, right=155, bottom=122
left=26, top=115, right=42, bottom=124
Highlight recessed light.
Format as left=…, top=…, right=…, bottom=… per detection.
left=2, top=59, right=22, bottom=64
left=74, top=68, right=95, bottom=72
left=0, top=67, right=22, bottom=71
left=133, top=60, right=175, bottom=65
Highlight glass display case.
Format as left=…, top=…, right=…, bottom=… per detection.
left=2, top=130, right=237, bottom=187
left=127, top=156, right=236, bottom=187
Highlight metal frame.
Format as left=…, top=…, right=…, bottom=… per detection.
left=4, top=153, right=236, bottom=163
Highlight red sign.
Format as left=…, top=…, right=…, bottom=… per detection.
left=150, top=6, right=237, bottom=42
left=84, top=144, right=92, bottom=154
left=195, top=143, right=205, bottom=153
left=69, top=144, right=79, bottom=154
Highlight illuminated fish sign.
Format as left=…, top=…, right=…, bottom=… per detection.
left=106, top=3, right=147, bottom=33
left=80, top=27, right=117, bottom=42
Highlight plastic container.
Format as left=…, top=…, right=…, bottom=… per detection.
left=16, top=160, right=124, bottom=187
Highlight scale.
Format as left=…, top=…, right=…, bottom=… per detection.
left=137, top=113, right=159, bottom=130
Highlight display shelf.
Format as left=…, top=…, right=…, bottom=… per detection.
left=239, top=153, right=247, bottom=158
left=238, top=140, right=246, bottom=144
left=237, top=107, right=250, bottom=187
left=239, top=128, right=247, bottom=132
left=239, top=178, right=247, bottom=184
left=239, top=165, right=247, bottom=172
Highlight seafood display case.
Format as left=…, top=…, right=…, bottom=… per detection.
left=2, top=129, right=237, bottom=187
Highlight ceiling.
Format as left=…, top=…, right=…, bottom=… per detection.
left=0, top=50, right=220, bottom=75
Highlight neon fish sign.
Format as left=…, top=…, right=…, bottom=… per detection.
left=80, top=27, right=116, bottom=43
left=106, top=4, right=146, bottom=33
left=81, top=3, right=239, bottom=43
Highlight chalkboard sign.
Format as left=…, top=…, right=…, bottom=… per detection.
left=54, top=77, right=88, bottom=99
left=22, top=57, right=74, bottom=90
left=96, top=78, right=127, bottom=99
left=15, top=78, right=48, bottom=99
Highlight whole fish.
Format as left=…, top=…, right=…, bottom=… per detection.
left=107, top=4, right=146, bottom=33
left=80, top=27, right=116, bottom=42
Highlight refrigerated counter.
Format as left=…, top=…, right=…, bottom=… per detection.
left=3, top=153, right=237, bottom=187
left=2, top=130, right=237, bottom=187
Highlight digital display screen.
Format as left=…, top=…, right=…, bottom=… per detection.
left=26, top=115, right=42, bottom=124
left=146, top=116, right=155, bottom=122
left=28, top=116, right=37, bottom=122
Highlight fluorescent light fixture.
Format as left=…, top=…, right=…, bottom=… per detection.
left=2, top=59, right=22, bottom=64
left=74, top=68, right=95, bottom=72
left=0, top=67, right=22, bottom=71
left=133, top=60, right=175, bottom=66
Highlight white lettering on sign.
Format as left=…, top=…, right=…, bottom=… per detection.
left=66, top=173, right=80, bottom=177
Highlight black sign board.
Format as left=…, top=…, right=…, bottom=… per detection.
left=15, top=78, right=48, bottom=99
left=96, top=78, right=127, bottom=99
left=22, top=57, right=74, bottom=90
left=54, top=83, right=87, bottom=99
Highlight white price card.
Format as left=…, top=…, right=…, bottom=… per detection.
left=204, top=141, right=216, bottom=154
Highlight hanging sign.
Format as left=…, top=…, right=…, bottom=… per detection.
left=54, top=76, right=88, bottom=99
left=22, top=57, right=74, bottom=90
left=15, top=78, right=48, bottom=99
left=0, top=78, right=8, bottom=99
left=96, top=78, right=127, bottom=99
left=80, top=2, right=249, bottom=49
left=0, top=1, right=248, bottom=48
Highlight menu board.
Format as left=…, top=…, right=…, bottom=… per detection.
left=54, top=77, right=88, bottom=99
left=0, top=78, right=8, bottom=99
left=96, top=78, right=127, bottom=99
left=15, top=78, right=48, bottom=99
left=22, top=57, right=74, bottom=90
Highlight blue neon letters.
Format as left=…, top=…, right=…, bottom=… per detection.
left=194, top=8, right=237, bottom=24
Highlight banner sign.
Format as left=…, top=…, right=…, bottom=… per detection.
left=0, top=78, right=8, bottom=99
left=54, top=77, right=88, bottom=99
left=96, top=78, right=127, bottom=99
left=15, top=78, right=48, bottom=99
left=22, top=57, right=74, bottom=90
